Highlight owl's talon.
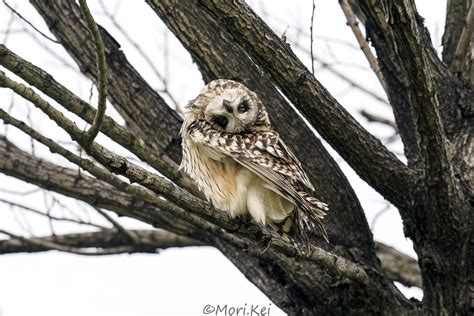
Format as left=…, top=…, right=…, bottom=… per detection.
left=227, top=216, right=244, bottom=233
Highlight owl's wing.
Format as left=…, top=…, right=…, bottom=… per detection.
left=187, top=120, right=328, bottom=242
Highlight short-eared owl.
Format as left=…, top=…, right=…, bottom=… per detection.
left=180, top=79, right=328, bottom=245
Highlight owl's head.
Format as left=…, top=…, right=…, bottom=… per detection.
left=186, top=80, right=271, bottom=134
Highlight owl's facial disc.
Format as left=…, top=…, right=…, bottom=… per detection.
left=204, top=88, right=258, bottom=133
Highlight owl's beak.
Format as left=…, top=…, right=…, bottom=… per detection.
left=213, top=115, right=228, bottom=129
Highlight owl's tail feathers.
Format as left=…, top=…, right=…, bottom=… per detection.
left=296, top=191, right=329, bottom=244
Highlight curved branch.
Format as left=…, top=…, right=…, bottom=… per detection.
left=78, top=0, right=108, bottom=145
left=0, top=225, right=422, bottom=288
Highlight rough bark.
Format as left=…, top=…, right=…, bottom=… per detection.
left=442, top=0, right=472, bottom=68
left=356, top=1, right=473, bottom=314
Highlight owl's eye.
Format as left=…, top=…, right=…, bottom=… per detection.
left=237, top=100, right=249, bottom=113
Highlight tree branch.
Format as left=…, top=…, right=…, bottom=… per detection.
left=375, top=243, right=422, bottom=288
left=442, top=0, right=471, bottom=67
left=0, top=229, right=203, bottom=255
left=360, top=110, right=398, bottom=131
left=339, top=0, right=388, bottom=94
left=78, top=0, right=107, bottom=145
left=0, top=197, right=105, bottom=229
left=449, top=2, right=474, bottom=74
left=195, top=0, right=415, bottom=211
left=0, top=228, right=139, bottom=255
left=356, top=0, right=460, bottom=226
left=0, top=224, right=422, bottom=288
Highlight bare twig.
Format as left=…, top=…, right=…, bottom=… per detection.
left=339, top=0, right=388, bottom=94
left=79, top=0, right=107, bottom=145
left=98, top=0, right=182, bottom=115
left=1, top=2, right=15, bottom=45
left=310, top=0, right=316, bottom=75
left=360, top=110, right=398, bottom=131
left=450, top=2, right=474, bottom=73
left=2, top=0, right=60, bottom=44
left=0, top=188, right=40, bottom=196
left=93, top=207, right=138, bottom=242
left=0, top=197, right=104, bottom=229
left=370, top=203, right=391, bottom=230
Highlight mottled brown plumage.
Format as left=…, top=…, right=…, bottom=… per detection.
left=180, top=79, right=329, bottom=246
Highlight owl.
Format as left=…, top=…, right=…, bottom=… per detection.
left=180, top=79, right=329, bottom=246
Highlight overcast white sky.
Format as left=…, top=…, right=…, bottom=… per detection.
left=0, top=1, right=446, bottom=315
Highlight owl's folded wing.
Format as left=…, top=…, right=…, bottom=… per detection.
left=187, top=120, right=328, bottom=218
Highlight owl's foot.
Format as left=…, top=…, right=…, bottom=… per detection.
left=227, top=216, right=248, bottom=233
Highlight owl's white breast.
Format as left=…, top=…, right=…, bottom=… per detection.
left=181, top=139, right=251, bottom=218
left=181, top=139, right=295, bottom=226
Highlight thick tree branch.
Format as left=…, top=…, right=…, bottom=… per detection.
left=196, top=0, right=415, bottom=211
left=357, top=0, right=469, bottom=151
left=449, top=2, right=474, bottom=74
left=356, top=2, right=472, bottom=312
left=356, top=0, right=463, bottom=226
